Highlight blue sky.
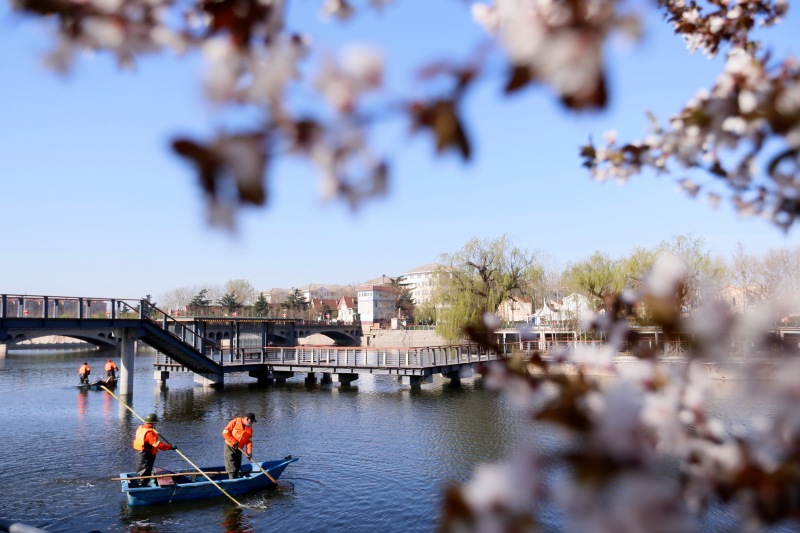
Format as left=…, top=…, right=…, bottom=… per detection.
left=1, top=0, right=798, bottom=298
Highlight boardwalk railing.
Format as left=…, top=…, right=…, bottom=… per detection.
left=157, top=342, right=509, bottom=369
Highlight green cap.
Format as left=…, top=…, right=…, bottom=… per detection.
left=145, top=413, right=159, bottom=423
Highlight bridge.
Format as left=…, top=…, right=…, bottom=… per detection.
left=0, top=294, right=509, bottom=392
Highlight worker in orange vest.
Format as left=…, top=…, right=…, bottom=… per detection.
left=132, top=413, right=176, bottom=487
left=104, top=359, right=119, bottom=379
left=222, top=413, right=256, bottom=479
left=78, top=362, right=90, bottom=384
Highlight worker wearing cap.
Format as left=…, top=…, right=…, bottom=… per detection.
left=78, top=362, right=90, bottom=384
left=222, top=413, right=256, bottom=479
left=132, top=413, right=176, bottom=486
left=105, top=359, right=118, bottom=379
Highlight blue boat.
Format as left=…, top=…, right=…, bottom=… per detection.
left=76, top=377, right=117, bottom=390
left=119, top=457, right=298, bottom=506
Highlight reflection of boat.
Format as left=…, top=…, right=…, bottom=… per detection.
left=119, top=458, right=298, bottom=506
left=76, top=377, right=117, bottom=390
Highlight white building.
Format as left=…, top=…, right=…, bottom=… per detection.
left=337, top=297, right=358, bottom=324
left=357, top=285, right=395, bottom=327
left=401, top=263, right=442, bottom=304
left=527, top=294, right=595, bottom=325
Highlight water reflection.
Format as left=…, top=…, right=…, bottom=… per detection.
left=77, top=389, right=87, bottom=421
left=220, top=508, right=255, bottom=533
left=15, top=348, right=771, bottom=533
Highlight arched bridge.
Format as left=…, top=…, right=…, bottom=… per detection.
left=0, top=293, right=509, bottom=394
left=193, top=319, right=360, bottom=347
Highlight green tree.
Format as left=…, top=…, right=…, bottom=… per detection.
left=390, top=276, right=415, bottom=318
left=188, top=288, right=212, bottom=315
left=657, top=234, right=726, bottom=312
left=281, top=289, right=310, bottom=313
left=414, top=301, right=437, bottom=325
left=136, top=294, right=159, bottom=319
left=253, top=293, right=269, bottom=316
left=565, top=251, right=625, bottom=312
left=218, top=292, right=242, bottom=314
left=434, top=235, right=541, bottom=342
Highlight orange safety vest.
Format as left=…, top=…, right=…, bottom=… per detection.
left=105, top=361, right=118, bottom=372
left=133, top=424, right=170, bottom=455
left=79, top=364, right=90, bottom=374
left=222, top=418, right=253, bottom=455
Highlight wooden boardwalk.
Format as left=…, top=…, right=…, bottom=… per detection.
left=154, top=343, right=513, bottom=387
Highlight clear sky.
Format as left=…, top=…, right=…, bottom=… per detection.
left=1, top=0, right=798, bottom=299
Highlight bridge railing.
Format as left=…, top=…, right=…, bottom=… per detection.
left=0, top=293, right=225, bottom=358
left=0, top=293, right=144, bottom=320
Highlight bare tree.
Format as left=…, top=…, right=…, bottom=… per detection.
left=729, top=242, right=760, bottom=314
left=160, top=286, right=195, bottom=313
left=224, top=279, right=256, bottom=306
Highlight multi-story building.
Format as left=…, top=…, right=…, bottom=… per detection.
left=401, top=263, right=442, bottom=304
left=357, top=285, right=396, bottom=327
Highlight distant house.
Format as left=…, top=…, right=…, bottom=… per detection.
left=555, top=293, right=594, bottom=321
left=338, top=297, right=358, bottom=324
left=298, top=284, right=354, bottom=302
left=363, top=275, right=394, bottom=287
left=310, top=298, right=339, bottom=320
left=497, top=296, right=534, bottom=323
left=357, top=285, right=396, bottom=327
left=716, top=284, right=767, bottom=315
left=263, top=288, right=292, bottom=304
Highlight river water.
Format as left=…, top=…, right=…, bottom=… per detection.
left=0, top=347, right=790, bottom=533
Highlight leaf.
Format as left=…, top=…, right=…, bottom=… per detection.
left=173, top=138, right=222, bottom=196
left=504, top=65, right=533, bottom=94
left=410, top=100, right=471, bottom=161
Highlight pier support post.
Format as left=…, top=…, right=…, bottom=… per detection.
left=273, top=371, right=295, bottom=383
left=442, top=371, right=460, bottom=386
left=249, top=370, right=274, bottom=385
left=115, top=327, right=140, bottom=397
left=0, top=342, right=6, bottom=356
left=442, top=368, right=471, bottom=386
left=305, top=372, right=317, bottom=383
left=401, top=375, right=432, bottom=388
left=154, top=371, right=169, bottom=386
left=320, top=372, right=332, bottom=384
left=333, top=373, right=358, bottom=385
left=194, top=372, right=224, bottom=387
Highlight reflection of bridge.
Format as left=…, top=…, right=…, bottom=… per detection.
left=0, top=294, right=508, bottom=392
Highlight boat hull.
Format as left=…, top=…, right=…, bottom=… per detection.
left=120, top=458, right=298, bottom=506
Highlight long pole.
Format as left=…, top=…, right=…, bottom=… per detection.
left=244, top=452, right=279, bottom=486
left=101, top=386, right=245, bottom=507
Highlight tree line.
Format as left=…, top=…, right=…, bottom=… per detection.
left=427, top=235, right=800, bottom=341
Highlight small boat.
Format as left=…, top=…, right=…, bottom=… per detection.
left=76, top=377, right=117, bottom=390
left=119, top=457, right=298, bottom=506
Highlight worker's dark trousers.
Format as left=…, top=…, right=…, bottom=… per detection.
left=107, top=370, right=116, bottom=379
left=224, top=444, right=242, bottom=479
left=79, top=373, right=89, bottom=384
left=134, top=450, right=157, bottom=485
